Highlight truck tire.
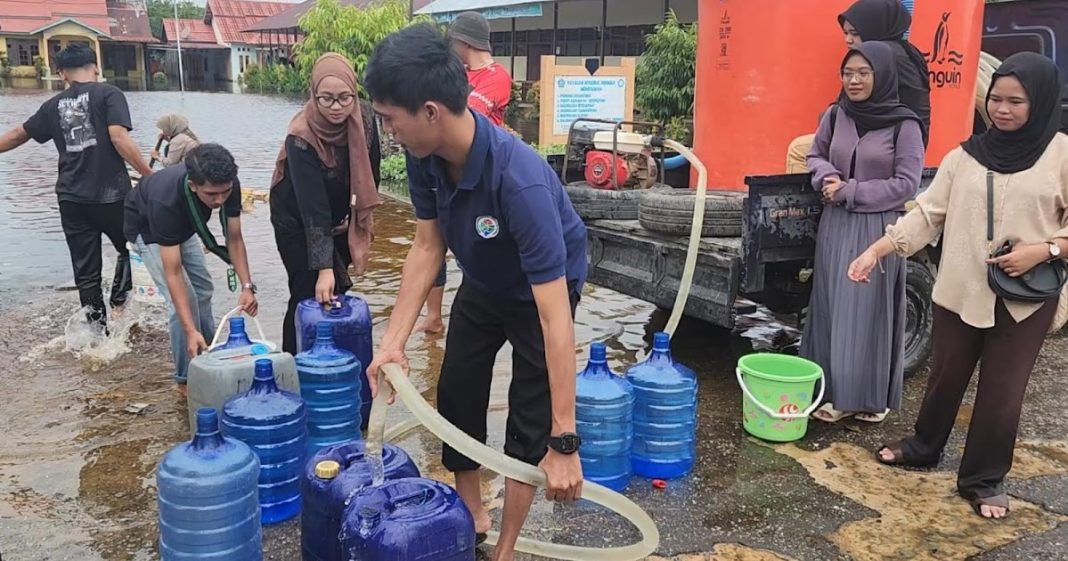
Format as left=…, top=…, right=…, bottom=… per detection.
left=904, top=259, right=936, bottom=377
left=564, top=182, right=645, bottom=220
left=638, top=186, right=744, bottom=237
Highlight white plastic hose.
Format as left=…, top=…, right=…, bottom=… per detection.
left=662, top=139, right=709, bottom=338
left=366, top=363, right=660, bottom=560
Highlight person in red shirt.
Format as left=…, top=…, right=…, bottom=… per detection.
left=449, top=11, right=513, bottom=126
left=416, top=11, right=515, bottom=333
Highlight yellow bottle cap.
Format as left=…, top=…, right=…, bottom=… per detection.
left=315, top=460, right=341, bottom=479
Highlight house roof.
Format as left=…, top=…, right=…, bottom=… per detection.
left=205, top=0, right=296, bottom=45
left=162, top=18, right=220, bottom=45
left=244, top=0, right=378, bottom=33
left=105, top=0, right=157, bottom=43
left=0, top=0, right=112, bottom=36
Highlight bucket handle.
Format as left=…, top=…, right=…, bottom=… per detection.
left=210, top=305, right=269, bottom=348
left=735, top=367, right=825, bottom=420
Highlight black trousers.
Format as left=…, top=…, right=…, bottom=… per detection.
left=275, top=227, right=352, bottom=354
left=58, top=201, right=131, bottom=327
left=905, top=299, right=1057, bottom=499
left=438, top=281, right=578, bottom=472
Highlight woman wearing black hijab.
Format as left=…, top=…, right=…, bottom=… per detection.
left=839, top=0, right=931, bottom=140
left=849, top=52, right=1068, bottom=520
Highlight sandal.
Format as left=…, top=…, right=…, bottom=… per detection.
left=875, top=438, right=940, bottom=468
left=812, top=403, right=854, bottom=423
left=855, top=409, right=890, bottom=423
left=969, top=494, right=1010, bottom=520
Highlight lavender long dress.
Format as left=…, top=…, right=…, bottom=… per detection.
left=800, top=108, right=925, bottom=412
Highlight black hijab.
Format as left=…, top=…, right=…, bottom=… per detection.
left=838, top=42, right=922, bottom=133
left=961, top=52, right=1064, bottom=174
left=839, top=0, right=930, bottom=87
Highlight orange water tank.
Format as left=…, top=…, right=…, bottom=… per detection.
left=693, top=0, right=986, bottom=190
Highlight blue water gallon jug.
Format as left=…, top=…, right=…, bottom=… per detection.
left=157, top=408, right=261, bottom=561
left=296, top=323, right=363, bottom=454
left=340, top=478, right=475, bottom=561
left=625, top=331, right=698, bottom=479
left=222, top=359, right=308, bottom=525
left=296, top=295, right=373, bottom=430
left=576, top=342, right=634, bottom=491
left=301, top=440, right=421, bottom=561
left=213, top=317, right=255, bottom=350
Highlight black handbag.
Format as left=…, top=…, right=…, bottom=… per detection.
left=986, top=171, right=1068, bottom=303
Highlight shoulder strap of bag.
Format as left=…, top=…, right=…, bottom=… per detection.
left=986, top=171, right=994, bottom=246
left=183, top=174, right=232, bottom=265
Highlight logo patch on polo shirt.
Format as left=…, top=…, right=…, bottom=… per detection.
left=475, top=216, right=500, bottom=239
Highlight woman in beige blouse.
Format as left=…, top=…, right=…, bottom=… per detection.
left=151, top=113, right=200, bottom=167
left=848, top=52, right=1068, bottom=520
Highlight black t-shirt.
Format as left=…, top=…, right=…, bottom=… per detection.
left=124, top=162, right=242, bottom=246
left=22, top=81, right=134, bottom=204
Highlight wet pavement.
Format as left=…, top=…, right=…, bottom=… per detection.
left=1, top=88, right=1067, bottom=561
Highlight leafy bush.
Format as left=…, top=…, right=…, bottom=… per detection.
left=380, top=153, right=408, bottom=185
left=297, top=0, right=426, bottom=96
left=33, top=55, right=47, bottom=78
left=241, top=0, right=423, bottom=95
left=635, top=11, right=696, bottom=124
left=243, top=62, right=308, bottom=94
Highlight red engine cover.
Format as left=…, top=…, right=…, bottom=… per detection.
left=584, top=150, right=630, bottom=189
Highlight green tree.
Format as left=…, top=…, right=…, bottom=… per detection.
left=297, top=0, right=427, bottom=92
left=635, top=11, right=696, bottom=124
left=146, top=0, right=205, bottom=40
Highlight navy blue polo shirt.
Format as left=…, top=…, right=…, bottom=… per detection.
left=406, top=111, right=587, bottom=302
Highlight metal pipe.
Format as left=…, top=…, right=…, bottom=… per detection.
left=173, top=0, right=185, bottom=93
left=600, top=0, right=607, bottom=64
left=551, top=1, right=558, bottom=55
left=509, top=17, right=516, bottom=77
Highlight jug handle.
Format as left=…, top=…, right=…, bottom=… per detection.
left=210, top=305, right=271, bottom=349
left=389, top=488, right=433, bottom=511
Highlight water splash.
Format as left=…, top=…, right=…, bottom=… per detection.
left=20, top=299, right=167, bottom=369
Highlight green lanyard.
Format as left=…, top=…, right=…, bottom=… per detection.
left=183, top=175, right=238, bottom=291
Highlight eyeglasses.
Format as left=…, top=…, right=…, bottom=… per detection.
left=316, top=93, right=356, bottom=108
left=841, top=70, right=874, bottom=83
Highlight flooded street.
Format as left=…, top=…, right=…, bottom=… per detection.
left=1, top=87, right=1067, bottom=561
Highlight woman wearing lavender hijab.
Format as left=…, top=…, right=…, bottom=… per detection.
left=801, top=41, right=925, bottom=424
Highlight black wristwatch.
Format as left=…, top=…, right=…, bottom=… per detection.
left=548, top=432, right=582, bottom=455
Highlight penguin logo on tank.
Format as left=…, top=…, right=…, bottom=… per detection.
left=922, top=12, right=966, bottom=88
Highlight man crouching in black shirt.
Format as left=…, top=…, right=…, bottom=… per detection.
left=125, top=144, right=258, bottom=387
left=0, top=44, right=154, bottom=330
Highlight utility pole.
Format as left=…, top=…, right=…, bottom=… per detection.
left=174, top=0, right=185, bottom=93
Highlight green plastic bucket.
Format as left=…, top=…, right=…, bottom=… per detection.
left=736, top=353, right=824, bottom=442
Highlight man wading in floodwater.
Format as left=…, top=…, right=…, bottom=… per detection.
left=364, top=24, right=588, bottom=561
left=0, top=44, right=153, bottom=330
left=124, top=143, right=258, bottom=390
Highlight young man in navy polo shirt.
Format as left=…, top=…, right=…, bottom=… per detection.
left=364, top=24, right=588, bottom=560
